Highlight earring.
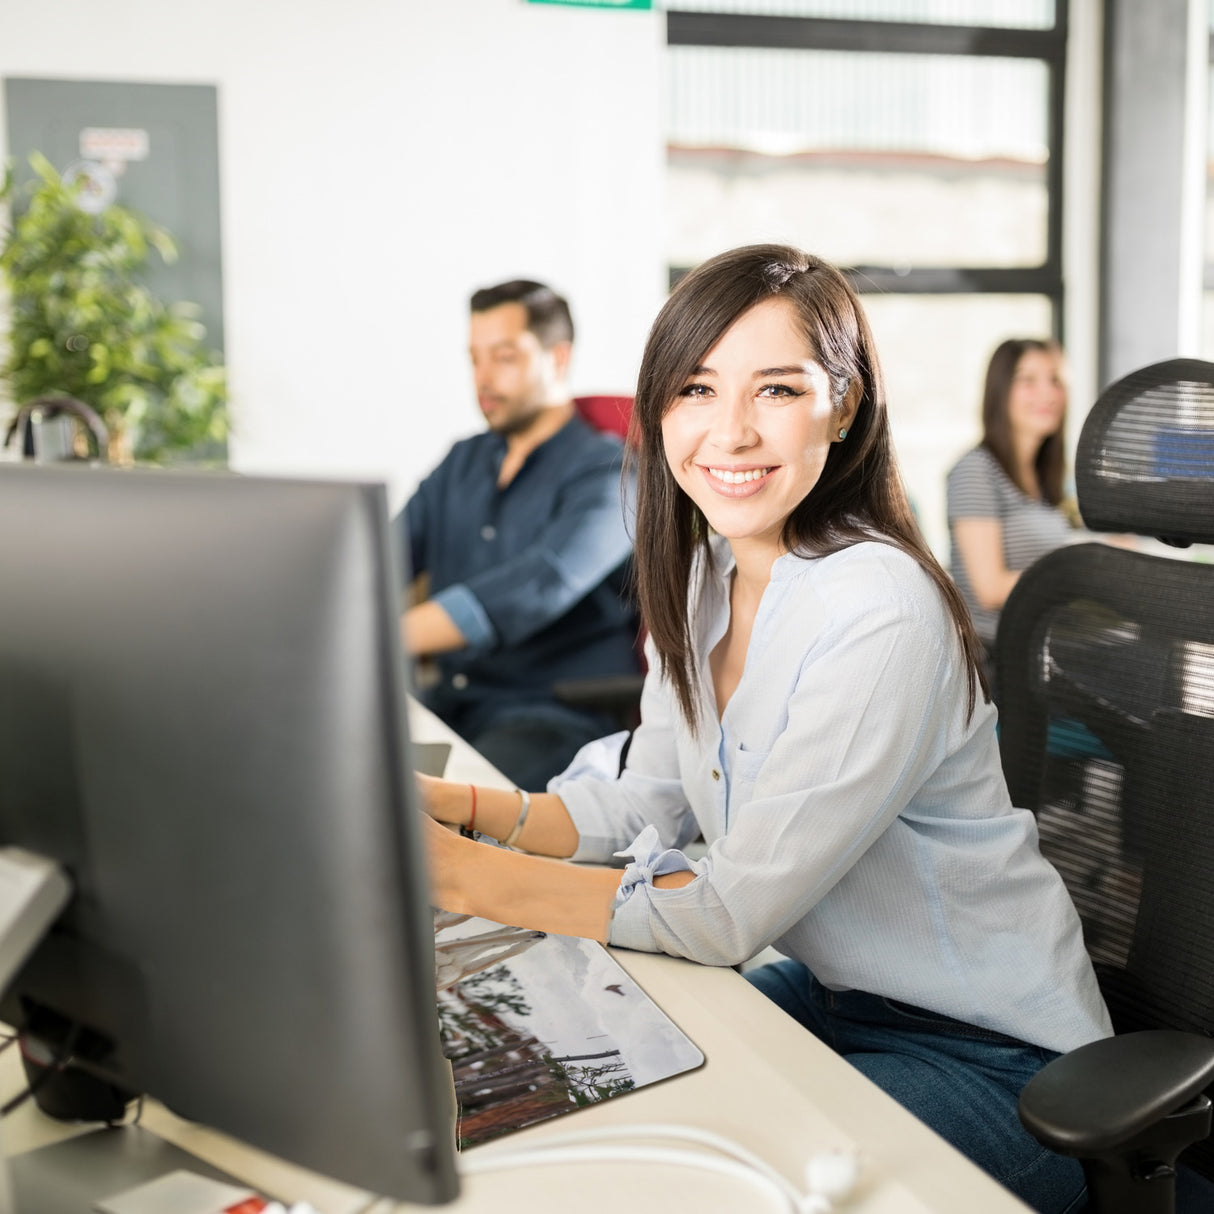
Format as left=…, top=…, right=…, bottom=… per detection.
left=837, top=427, right=848, bottom=440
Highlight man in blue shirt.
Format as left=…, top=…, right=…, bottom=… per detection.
left=398, top=279, right=638, bottom=789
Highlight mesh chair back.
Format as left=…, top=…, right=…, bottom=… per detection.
left=997, top=358, right=1214, bottom=1183
left=1076, top=357, right=1214, bottom=544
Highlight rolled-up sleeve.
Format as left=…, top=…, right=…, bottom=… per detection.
left=431, top=584, right=497, bottom=650
left=614, top=824, right=702, bottom=894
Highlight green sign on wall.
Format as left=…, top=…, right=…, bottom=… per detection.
left=527, top=0, right=653, bottom=9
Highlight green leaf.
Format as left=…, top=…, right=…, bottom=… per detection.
left=1, top=152, right=228, bottom=464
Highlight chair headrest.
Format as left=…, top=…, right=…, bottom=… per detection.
left=1076, top=357, right=1214, bottom=548
left=574, top=395, right=634, bottom=444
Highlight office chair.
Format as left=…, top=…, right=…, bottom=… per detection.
left=996, top=358, right=1214, bottom=1214
left=573, top=394, right=635, bottom=444
left=552, top=396, right=646, bottom=734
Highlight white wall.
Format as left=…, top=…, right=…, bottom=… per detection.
left=1, top=1, right=1115, bottom=535
left=0, top=0, right=667, bottom=510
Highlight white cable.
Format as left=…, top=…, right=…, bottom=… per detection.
left=464, top=1144, right=804, bottom=1212
left=475, top=1122, right=793, bottom=1193
left=462, top=1122, right=860, bottom=1214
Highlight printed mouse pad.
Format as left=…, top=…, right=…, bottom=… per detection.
left=433, top=910, right=705, bottom=1148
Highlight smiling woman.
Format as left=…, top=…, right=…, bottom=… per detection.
left=630, top=245, right=982, bottom=729
left=419, top=245, right=1112, bottom=1214
left=656, top=296, right=858, bottom=719
left=660, top=298, right=852, bottom=558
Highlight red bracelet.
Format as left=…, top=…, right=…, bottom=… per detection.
left=468, top=784, right=477, bottom=832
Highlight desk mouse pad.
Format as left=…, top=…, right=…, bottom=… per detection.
left=434, top=911, right=705, bottom=1148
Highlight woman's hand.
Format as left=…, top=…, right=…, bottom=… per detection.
left=419, top=810, right=620, bottom=941
left=415, top=777, right=581, bottom=859
left=414, top=773, right=470, bottom=828
left=414, top=771, right=442, bottom=816
left=421, top=811, right=473, bottom=914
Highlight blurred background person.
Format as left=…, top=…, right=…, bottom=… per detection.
left=398, top=279, right=639, bottom=790
left=946, top=338, right=1082, bottom=690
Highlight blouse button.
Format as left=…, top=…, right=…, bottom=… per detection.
left=480, top=524, right=497, bottom=541
left=452, top=673, right=469, bottom=690
left=711, top=769, right=720, bottom=781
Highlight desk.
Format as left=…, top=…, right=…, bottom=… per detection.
left=0, top=702, right=1030, bottom=1214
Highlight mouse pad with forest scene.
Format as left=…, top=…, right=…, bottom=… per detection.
left=434, top=911, right=705, bottom=1148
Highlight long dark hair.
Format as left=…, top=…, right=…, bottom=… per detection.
left=629, top=244, right=989, bottom=729
left=980, top=338, right=1066, bottom=504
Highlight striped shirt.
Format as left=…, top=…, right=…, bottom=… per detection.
left=555, top=537, right=1111, bottom=1055
left=946, top=445, right=1081, bottom=645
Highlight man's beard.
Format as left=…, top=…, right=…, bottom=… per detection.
left=488, top=401, right=546, bottom=438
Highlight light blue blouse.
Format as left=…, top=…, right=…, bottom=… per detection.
left=554, top=537, right=1112, bottom=1055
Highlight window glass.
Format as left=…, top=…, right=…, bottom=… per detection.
left=663, top=0, right=1056, bottom=28
left=1204, top=60, right=1214, bottom=359
left=1201, top=33, right=1214, bottom=424
left=861, top=293, right=1055, bottom=558
left=668, top=46, right=1050, bottom=269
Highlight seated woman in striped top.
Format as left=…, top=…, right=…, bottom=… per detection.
left=946, top=339, right=1085, bottom=690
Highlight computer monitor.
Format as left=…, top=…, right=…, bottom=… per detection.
left=0, top=463, right=459, bottom=1204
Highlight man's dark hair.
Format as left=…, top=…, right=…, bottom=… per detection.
left=470, top=280, right=574, bottom=349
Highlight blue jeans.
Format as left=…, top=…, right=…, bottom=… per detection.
left=746, top=960, right=1086, bottom=1214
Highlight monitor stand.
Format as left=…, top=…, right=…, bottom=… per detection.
left=3, top=1126, right=250, bottom=1214
left=0, top=849, right=247, bottom=1212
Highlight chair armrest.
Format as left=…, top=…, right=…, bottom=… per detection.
left=552, top=674, right=645, bottom=716
left=1019, top=1030, right=1214, bottom=1155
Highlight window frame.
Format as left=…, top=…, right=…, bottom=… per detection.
left=665, top=6, right=1069, bottom=331
left=1206, top=24, right=1214, bottom=294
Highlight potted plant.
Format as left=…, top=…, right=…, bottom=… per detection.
left=0, top=152, right=228, bottom=465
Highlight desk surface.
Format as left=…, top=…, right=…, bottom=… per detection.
left=0, top=702, right=1030, bottom=1214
